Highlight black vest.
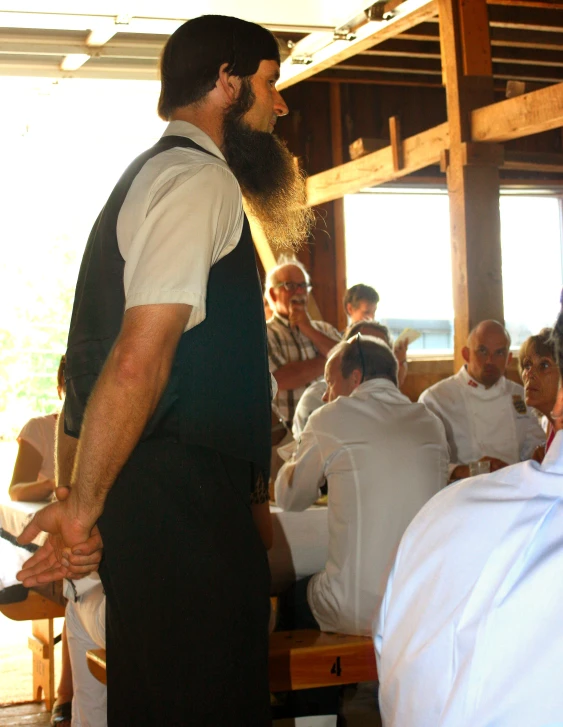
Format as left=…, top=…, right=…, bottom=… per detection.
left=64, top=135, right=272, bottom=481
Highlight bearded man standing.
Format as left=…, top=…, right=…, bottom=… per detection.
left=17, top=15, right=312, bottom=726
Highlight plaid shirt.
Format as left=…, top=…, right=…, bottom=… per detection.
left=267, top=313, right=341, bottom=425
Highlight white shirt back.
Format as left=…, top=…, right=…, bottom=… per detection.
left=376, top=430, right=563, bottom=727
left=276, top=378, right=449, bottom=635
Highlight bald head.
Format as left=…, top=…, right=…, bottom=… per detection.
left=463, top=319, right=512, bottom=388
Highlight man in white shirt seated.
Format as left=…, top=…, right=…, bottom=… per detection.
left=275, top=335, right=449, bottom=637
left=266, top=258, right=341, bottom=428
left=375, top=305, right=563, bottom=727
left=419, top=319, right=545, bottom=481
left=292, top=320, right=409, bottom=439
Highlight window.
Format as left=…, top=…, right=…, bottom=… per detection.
left=0, top=76, right=164, bottom=441
left=344, top=189, right=454, bottom=354
left=344, top=189, right=563, bottom=354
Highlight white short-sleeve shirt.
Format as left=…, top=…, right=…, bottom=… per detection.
left=17, top=414, right=57, bottom=480
left=117, top=120, right=244, bottom=332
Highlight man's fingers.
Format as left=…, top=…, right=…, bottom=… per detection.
left=65, top=563, right=100, bottom=578
left=17, top=518, right=44, bottom=546
left=21, top=565, right=69, bottom=587
left=67, top=551, right=102, bottom=567
left=16, top=541, right=55, bottom=573
left=71, top=531, right=103, bottom=557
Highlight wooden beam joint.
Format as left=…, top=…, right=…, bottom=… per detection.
left=461, top=141, right=504, bottom=167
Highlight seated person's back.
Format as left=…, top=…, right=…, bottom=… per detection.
left=276, top=336, right=449, bottom=635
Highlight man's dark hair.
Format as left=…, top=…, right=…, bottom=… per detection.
left=343, top=284, right=380, bottom=311
left=344, top=320, right=391, bottom=346
left=158, top=15, right=280, bottom=120
left=333, top=336, right=398, bottom=386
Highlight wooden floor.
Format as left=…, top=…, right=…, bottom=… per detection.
left=0, top=702, right=51, bottom=726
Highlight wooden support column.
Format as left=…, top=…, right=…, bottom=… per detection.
left=439, top=0, right=503, bottom=371
left=330, top=82, right=348, bottom=332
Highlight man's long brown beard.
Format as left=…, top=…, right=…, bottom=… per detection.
left=222, top=80, right=315, bottom=251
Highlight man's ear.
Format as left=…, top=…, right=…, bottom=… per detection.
left=461, top=346, right=470, bottom=364
left=351, top=368, right=363, bottom=390
left=346, top=303, right=354, bottom=317
left=217, top=63, right=241, bottom=102
left=268, top=287, right=277, bottom=304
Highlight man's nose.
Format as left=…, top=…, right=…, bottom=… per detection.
left=274, top=89, right=289, bottom=118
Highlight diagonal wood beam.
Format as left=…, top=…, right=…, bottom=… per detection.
left=278, top=0, right=437, bottom=91
left=306, top=122, right=449, bottom=207
left=472, top=80, right=563, bottom=141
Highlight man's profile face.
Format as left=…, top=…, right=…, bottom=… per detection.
left=463, top=325, right=511, bottom=388
left=242, top=60, right=288, bottom=133
left=347, top=300, right=377, bottom=323
left=323, top=355, right=358, bottom=402
left=270, top=265, right=308, bottom=319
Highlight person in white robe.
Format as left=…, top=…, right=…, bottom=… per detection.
left=419, top=319, right=545, bottom=481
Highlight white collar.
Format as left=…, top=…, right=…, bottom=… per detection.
left=162, top=120, right=226, bottom=162
left=272, top=312, right=291, bottom=328
left=351, top=378, right=404, bottom=400
left=456, top=365, right=507, bottom=399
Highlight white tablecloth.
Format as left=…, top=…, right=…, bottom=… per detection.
left=268, top=505, right=328, bottom=594
left=0, top=500, right=45, bottom=589
left=0, top=500, right=328, bottom=594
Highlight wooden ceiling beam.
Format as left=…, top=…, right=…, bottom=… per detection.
left=335, top=54, right=442, bottom=74
left=472, top=80, right=563, bottom=142
left=309, top=71, right=443, bottom=87
left=487, top=5, right=563, bottom=33
left=277, top=0, right=437, bottom=91
left=306, top=122, right=449, bottom=207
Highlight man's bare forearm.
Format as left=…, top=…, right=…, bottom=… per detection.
left=56, top=403, right=78, bottom=486
left=66, top=304, right=191, bottom=525
left=300, top=325, right=339, bottom=357
left=273, top=356, right=325, bottom=391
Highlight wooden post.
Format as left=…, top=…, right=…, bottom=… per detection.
left=439, top=0, right=504, bottom=371
left=330, top=82, right=348, bottom=332
left=30, top=619, right=56, bottom=710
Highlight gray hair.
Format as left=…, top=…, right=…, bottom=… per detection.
left=330, top=335, right=398, bottom=386
left=264, top=255, right=310, bottom=306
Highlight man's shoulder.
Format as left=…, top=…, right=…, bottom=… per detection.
left=420, top=374, right=459, bottom=403
left=310, top=319, right=341, bottom=341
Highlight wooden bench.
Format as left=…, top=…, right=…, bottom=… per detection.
left=0, top=590, right=66, bottom=710
left=87, top=629, right=377, bottom=692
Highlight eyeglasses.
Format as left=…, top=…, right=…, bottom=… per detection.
left=274, top=281, right=312, bottom=293
left=355, top=333, right=366, bottom=383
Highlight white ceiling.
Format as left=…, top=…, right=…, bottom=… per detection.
left=0, top=1, right=370, bottom=33
left=0, top=0, right=383, bottom=80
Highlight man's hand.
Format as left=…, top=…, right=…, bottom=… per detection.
left=289, top=300, right=311, bottom=332
left=480, top=455, right=509, bottom=472
left=16, top=487, right=102, bottom=587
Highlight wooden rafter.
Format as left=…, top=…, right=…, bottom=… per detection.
left=306, top=82, right=563, bottom=207
left=306, top=123, right=449, bottom=206
left=277, top=0, right=437, bottom=91
left=472, top=80, right=563, bottom=142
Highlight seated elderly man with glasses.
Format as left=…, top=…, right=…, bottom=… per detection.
left=265, top=258, right=341, bottom=429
